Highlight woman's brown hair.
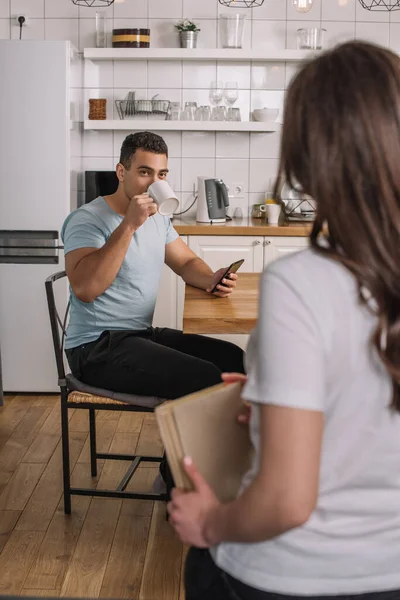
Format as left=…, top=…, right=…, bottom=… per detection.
left=275, top=41, right=400, bottom=411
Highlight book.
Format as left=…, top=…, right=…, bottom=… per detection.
left=155, top=382, right=253, bottom=503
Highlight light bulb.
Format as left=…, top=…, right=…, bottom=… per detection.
left=293, top=0, right=314, bottom=13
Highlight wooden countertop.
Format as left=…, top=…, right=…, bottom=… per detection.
left=173, top=217, right=312, bottom=237
left=183, top=272, right=260, bottom=334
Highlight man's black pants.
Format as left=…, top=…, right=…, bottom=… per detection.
left=66, top=327, right=246, bottom=495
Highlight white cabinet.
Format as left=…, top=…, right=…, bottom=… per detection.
left=188, top=235, right=264, bottom=273
left=152, top=264, right=179, bottom=329
left=264, top=236, right=309, bottom=267
left=153, top=236, right=187, bottom=330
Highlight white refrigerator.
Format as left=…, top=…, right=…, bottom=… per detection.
left=0, top=41, right=81, bottom=393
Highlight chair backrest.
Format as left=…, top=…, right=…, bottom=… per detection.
left=45, top=271, right=70, bottom=382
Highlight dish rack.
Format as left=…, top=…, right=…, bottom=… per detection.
left=281, top=196, right=316, bottom=223
left=115, top=95, right=171, bottom=120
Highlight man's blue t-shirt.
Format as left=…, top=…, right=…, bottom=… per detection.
left=61, top=196, right=179, bottom=350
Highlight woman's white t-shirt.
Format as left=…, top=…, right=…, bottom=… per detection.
left=212, top=249, right=400, bottom=596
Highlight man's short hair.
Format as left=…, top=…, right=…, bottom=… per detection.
left=119, top=131, right=168, bottom=169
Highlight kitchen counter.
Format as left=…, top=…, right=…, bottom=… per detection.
left=172, top=217, right=313, bottom=237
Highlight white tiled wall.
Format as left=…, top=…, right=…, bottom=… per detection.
left=1, top=0, right=399, bottom=214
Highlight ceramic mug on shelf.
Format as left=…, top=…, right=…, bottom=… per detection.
left=147, top=180, right=179, bottom=216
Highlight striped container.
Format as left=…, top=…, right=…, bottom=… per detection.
left=112, top=28, right=150, bottom=48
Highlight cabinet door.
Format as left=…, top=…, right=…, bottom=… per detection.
left=153, top=235, right=187, bottom=329
left=188, top=235, right=264, bottom=273
left=264, top=236, right=309, bottom=267
left=152, top=265, right=178, bottom=329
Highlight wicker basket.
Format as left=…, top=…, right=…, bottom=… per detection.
left=88, top=98, right=107, bottom=120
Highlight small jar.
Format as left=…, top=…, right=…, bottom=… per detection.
left=112, top=28, right=150, bottom=48
left=251, top=203, right=267, bottom=219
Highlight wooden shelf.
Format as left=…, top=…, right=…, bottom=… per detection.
left=84, top=48, right=316, bottom=62
left=84, top=120, right=281, bottom=132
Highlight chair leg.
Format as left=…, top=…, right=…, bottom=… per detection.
left=61, top=389, right=71, bottom=515
left=89, top=408, right=97, bottom=477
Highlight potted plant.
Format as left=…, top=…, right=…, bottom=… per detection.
left=175, top=19, right=200, bottom=49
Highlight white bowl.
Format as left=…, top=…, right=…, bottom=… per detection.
left=252, top=108, right=279, bottom=122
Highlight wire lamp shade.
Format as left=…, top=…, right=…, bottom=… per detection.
left=358, top=0, right=400, bottom=9
left=72, top=0, right=115, bottom=7
left=218, top=0, right=265, bottom=7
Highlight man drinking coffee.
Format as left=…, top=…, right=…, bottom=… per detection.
left=61, top=131, right=245, bottom=493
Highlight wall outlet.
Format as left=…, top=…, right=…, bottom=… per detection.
left=15, top=15, right=28, bottom=27
left=227, top=183, right=245, bottom=198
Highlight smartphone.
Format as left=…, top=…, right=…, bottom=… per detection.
left=211, top=259, right=245, bottom=294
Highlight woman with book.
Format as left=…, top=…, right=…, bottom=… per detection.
left=167, top=41, right=400, bottom=600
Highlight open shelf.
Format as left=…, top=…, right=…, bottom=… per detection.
left=84, top=120, right=281, bottom=132
left=84, top=48, right=316, bottom=62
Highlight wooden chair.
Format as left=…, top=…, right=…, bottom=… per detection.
left=45, top=270, right=167, bottom=514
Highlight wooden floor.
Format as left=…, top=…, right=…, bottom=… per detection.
left=0, top=394, right=187, bottom=599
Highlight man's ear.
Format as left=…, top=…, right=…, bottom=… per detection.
left=116, top=163, right=125, bottom=182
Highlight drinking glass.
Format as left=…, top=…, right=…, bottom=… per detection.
left=201, top=105, right=211, bottom=121
left=297, top=27, right=326, bottom=50
left=170, top=102, right=181, bottom=121
left=219, top=14, right=245, bottom=49
left=211, top=106, right=227, bottom=121
left=224, top=81, right=238, bottom=106
left=227, top=107, right=241, bottom=122
left=181, top=105, right=195, bottom=120
left=209, top=81, right=224, bottom=107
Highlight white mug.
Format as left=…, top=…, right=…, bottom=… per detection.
left=266, top=203, right=281, bottom=225
left=147, top=180, right=179, bottom=216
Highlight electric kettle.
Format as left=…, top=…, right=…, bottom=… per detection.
left=196, top=176, right=230, bottom=223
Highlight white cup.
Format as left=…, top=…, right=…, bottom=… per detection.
left=147, top=180, right=179, bottom=216
left=266, top=203, right=281, bottom=225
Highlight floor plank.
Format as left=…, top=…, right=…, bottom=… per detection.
left=0, top=395, right=37, bottom=443
left=22, top=432, right=61, bottom=464
left=0, top=530, right=45, bottom=594
left=96, top=431, right=140, bottom=492
left=0, top=435, right=35, bottom=494
left=95, top=409, right=121, bottom=425
left=0, top=509, right=21, bottom=552
left=24, top=465, right=93, bottom=591
left=68, top=409, right=89, bottom=433
left=139, top=501, right=183, bottom=600
left=116, top=411, right=144, bottom=434
left=60, top=498, right=121, bottom=598
left=99, top=513, right=151, bottom=598
left=12, top=406, right=54, bottom=445
left=136, top=414, right=163, bottom=458
left=124, top=467, right=158, bottom=518
left=16, top=431, right=87, bottom=532
left=39, top=403, right=63, bottom=436
left=20, top=589, right=60, bottom=597
left=33, top=396, right=60, bottom=409
left=77, top=417, right=120, bottom=465
left=0, top=462, right=46, bottom=510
